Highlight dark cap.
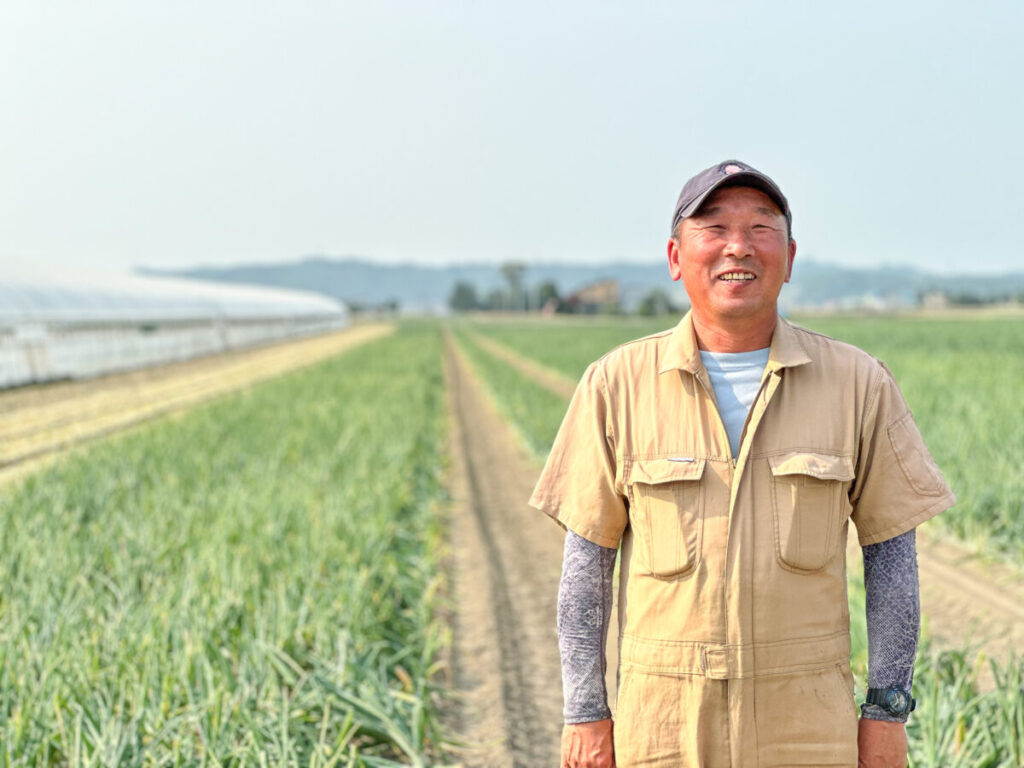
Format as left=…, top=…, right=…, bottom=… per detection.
left=670, top=159, right=791, bottom=236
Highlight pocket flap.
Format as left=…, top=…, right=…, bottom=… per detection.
left=628, top=457, right=706, bottom=485
left=768, top=452, right=854, bottom=481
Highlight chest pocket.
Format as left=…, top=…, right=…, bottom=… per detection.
left=627, top=458, right=706, bottom=578
left=769, top=452, right=854, bottom=573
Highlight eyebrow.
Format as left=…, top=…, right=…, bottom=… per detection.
left=696, top=205, right=780, bottom=220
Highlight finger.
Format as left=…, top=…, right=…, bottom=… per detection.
left=565, top=730, right=581, bottom=768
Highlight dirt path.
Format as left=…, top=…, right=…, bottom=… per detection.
left=468, top=332, right=576, bottom=400
left=444, top=332, right=568, bottom=767
left=469, top=331, right=1024, bottom=676
left=910, top=532, right=1024, bottom=657
left=0, top=324, right=392, bottom=486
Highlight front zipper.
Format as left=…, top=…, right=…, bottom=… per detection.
left=694, top=369, right=734, bottom=467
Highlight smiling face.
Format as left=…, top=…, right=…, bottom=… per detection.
left=667, top=185, right=796, bottom=348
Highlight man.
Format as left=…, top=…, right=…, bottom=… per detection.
left=530, top=160, right=956, bottom=767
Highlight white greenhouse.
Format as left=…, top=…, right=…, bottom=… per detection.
left=0, top=271, right=350, bottom=389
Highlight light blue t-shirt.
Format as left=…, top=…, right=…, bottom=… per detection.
left=699, top=348, right=770, bottom=458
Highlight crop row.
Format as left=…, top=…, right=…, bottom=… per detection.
left=0, top=324, right=450, bottom=767
left=453, top=318, right=1024, bottom=767
left=450, top=328, right=566, bottom=460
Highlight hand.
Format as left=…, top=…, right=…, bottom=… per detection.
left=561, top=718, right=615, bottom=768
left=857, top=717, right=908, bottom=767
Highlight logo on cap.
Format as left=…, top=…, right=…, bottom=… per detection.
left=723, top=163, right=745, bottom=175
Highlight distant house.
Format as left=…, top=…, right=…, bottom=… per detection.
left=921, top=291, right=950, bottom=310
left=565, top=280, right=620, bottom=314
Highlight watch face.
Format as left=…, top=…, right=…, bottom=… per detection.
left=887, top=690, right=909, bottom=713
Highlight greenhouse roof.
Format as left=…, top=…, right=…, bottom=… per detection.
left=0, top=270, right=346, bottom=324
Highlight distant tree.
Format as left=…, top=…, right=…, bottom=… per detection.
left=500, top=261, right=527, bottom=310
left=637, top=288, right=676, bottom=317
left=484, top=288, right=507, bottom=311
left=449, top=281, right=480, bottom=311
left=537, top=280, right=561, bottom=312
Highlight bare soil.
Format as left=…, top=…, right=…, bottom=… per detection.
left=909, top=532, right=1024, bottom=661
left=443, top=333, right=567, bottom=767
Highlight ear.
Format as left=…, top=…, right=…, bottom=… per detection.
left=783, top=238, right=796, bottom=283
left=667, top=237, right=683, bottom=281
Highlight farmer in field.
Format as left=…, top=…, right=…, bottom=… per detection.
left=530, top=160, right=956, bottom=767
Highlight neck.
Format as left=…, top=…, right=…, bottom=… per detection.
left=690, top=311, right=777, bottom=353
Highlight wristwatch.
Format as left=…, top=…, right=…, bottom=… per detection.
left=866, top=687, right=916, bottom=716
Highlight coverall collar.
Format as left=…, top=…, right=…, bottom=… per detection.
left=659, top=310, right=812, bottom=375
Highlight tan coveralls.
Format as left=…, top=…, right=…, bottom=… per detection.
left=531, top=313, right=956, bottom=767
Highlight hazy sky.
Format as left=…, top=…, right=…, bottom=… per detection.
left=1, top=1, right=1021, bottom=276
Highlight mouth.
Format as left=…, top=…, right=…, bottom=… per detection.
left=717, top=271, right=756, bottom=282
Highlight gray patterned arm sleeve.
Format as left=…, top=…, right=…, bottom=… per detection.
left=558, top=529, right=617, bottom=724
left=861, top=528, right=920, bottom=723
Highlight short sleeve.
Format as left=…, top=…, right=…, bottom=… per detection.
left=529, top=361, right=627, bottom=549
left=850, top=363, right=956, bottom=546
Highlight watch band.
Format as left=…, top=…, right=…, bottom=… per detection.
left=866, top=687, right=916, bottom=715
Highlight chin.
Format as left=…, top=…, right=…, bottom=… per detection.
left=712, top=302, right=765, bottom=319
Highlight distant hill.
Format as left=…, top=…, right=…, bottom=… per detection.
left=143, top=256, right=1024, bottom=313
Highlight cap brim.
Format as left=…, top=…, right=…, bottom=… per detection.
left=678, top=173, right=788, bottom=221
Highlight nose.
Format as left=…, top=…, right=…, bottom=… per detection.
left=722, top=229, right=753, bottom=259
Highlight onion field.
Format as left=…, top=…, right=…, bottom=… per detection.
left=0, top=324, right=450, bottom=766
left=1, top=313, right=1021, bottom=767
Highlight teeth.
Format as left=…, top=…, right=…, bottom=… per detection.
left=719, top=272, right=755, bottom=281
